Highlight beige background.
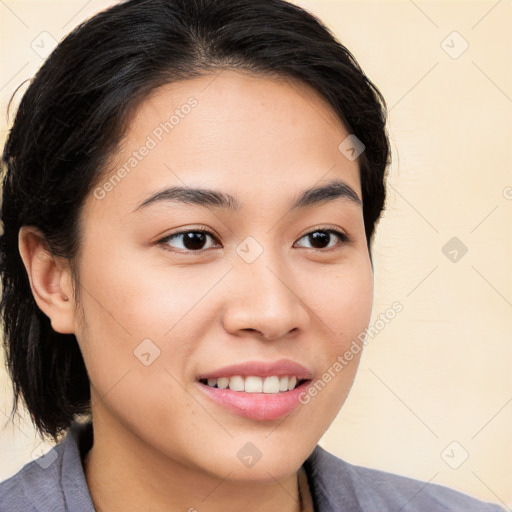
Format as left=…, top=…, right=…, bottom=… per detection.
left=1, top=0, right=511, bottom=508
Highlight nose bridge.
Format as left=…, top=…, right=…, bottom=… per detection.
left=221, top=236, right=310, bottom=340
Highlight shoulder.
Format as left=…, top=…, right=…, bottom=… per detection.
left=346, top=461, right=504, bottom=511
left=0, top=421, right=95, bottom=512
left=0, top=443, right=64, bottom=512
left=306, top=445, right=505, bottom=512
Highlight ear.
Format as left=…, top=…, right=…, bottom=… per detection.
left=18, top=226, right=76, bottom=334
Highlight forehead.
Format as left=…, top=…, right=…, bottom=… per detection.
left=89, top=70, right=361, bottom=215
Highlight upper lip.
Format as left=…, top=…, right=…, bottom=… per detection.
left=197, top=359, right=313, bottom=380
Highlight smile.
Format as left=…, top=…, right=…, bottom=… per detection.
left=199, top=375, right=305, bottom=393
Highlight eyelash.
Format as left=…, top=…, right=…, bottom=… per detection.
left=157, top=226, right=351, bottom=254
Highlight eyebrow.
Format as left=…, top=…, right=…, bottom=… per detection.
left=133, top=178, right=362, bottom=213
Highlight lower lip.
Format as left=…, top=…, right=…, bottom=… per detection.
left=197, top=380, right=311, bottom=421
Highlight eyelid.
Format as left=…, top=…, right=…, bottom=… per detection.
left=163, top=225, right=219, bottom=239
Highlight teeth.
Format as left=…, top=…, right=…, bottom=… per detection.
left=263, top=376, right=280, bottom=393
left=228, top=375, right=245, bottom=392
left=217, top=377, right=229, bottom=389
left=202, top=375, right=303, bottom=393
left=245, top=376, right=262, bottom=393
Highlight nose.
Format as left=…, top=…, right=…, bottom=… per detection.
left=221, top=250, right=310, bottom=341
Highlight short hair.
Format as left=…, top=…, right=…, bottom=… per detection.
left=0, top=0, right=390, bottom=441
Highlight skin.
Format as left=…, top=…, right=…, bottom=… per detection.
left=19, top=70, right=374, bottom=512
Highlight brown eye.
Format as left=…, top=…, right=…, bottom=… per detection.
left=160, top=230, right=220, bottom=252
left=295, top=229, right=349, bottom=250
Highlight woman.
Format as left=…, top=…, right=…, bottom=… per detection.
left=0, top=0, right=504, bottom=510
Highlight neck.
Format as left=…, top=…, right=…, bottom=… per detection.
left=83, top=413, right=308, bottom=512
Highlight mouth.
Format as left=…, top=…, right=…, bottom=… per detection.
left=195, top=359, right=313, bottom=421
left=198, top=375, right=308, bottom=393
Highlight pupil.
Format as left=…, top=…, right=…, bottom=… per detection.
left=184, top=232, right=207, bottom=250
left=309, top=231, right=329, bottom=249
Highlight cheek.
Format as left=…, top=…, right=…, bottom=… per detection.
left=73, top=258, right=205, bottom=444
left=308, top=258, right=374, bottom=346
left=77, top=242, right=227, bottom=336
left=299, top=259, right=373, bottom=407
left=72, top=245, right=234, bottom=398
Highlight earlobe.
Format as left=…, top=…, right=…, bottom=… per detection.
left=18, top=226, right=76, bottom=334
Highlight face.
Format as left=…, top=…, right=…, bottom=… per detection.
left=73, top=70, right=373, bottom=482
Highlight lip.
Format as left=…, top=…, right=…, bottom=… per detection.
left=196, top=359, right=313, bottom=380
left=197, top=378, right=312, bottom=421
left=196, top=359, right=313, bottom=421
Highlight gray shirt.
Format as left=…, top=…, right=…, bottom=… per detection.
left=0, top=420, right=504, bottom=511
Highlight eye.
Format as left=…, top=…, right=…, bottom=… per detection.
left=294, top=228, right=350, bottom=250
left=159, top=228, right=220, bottom=252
